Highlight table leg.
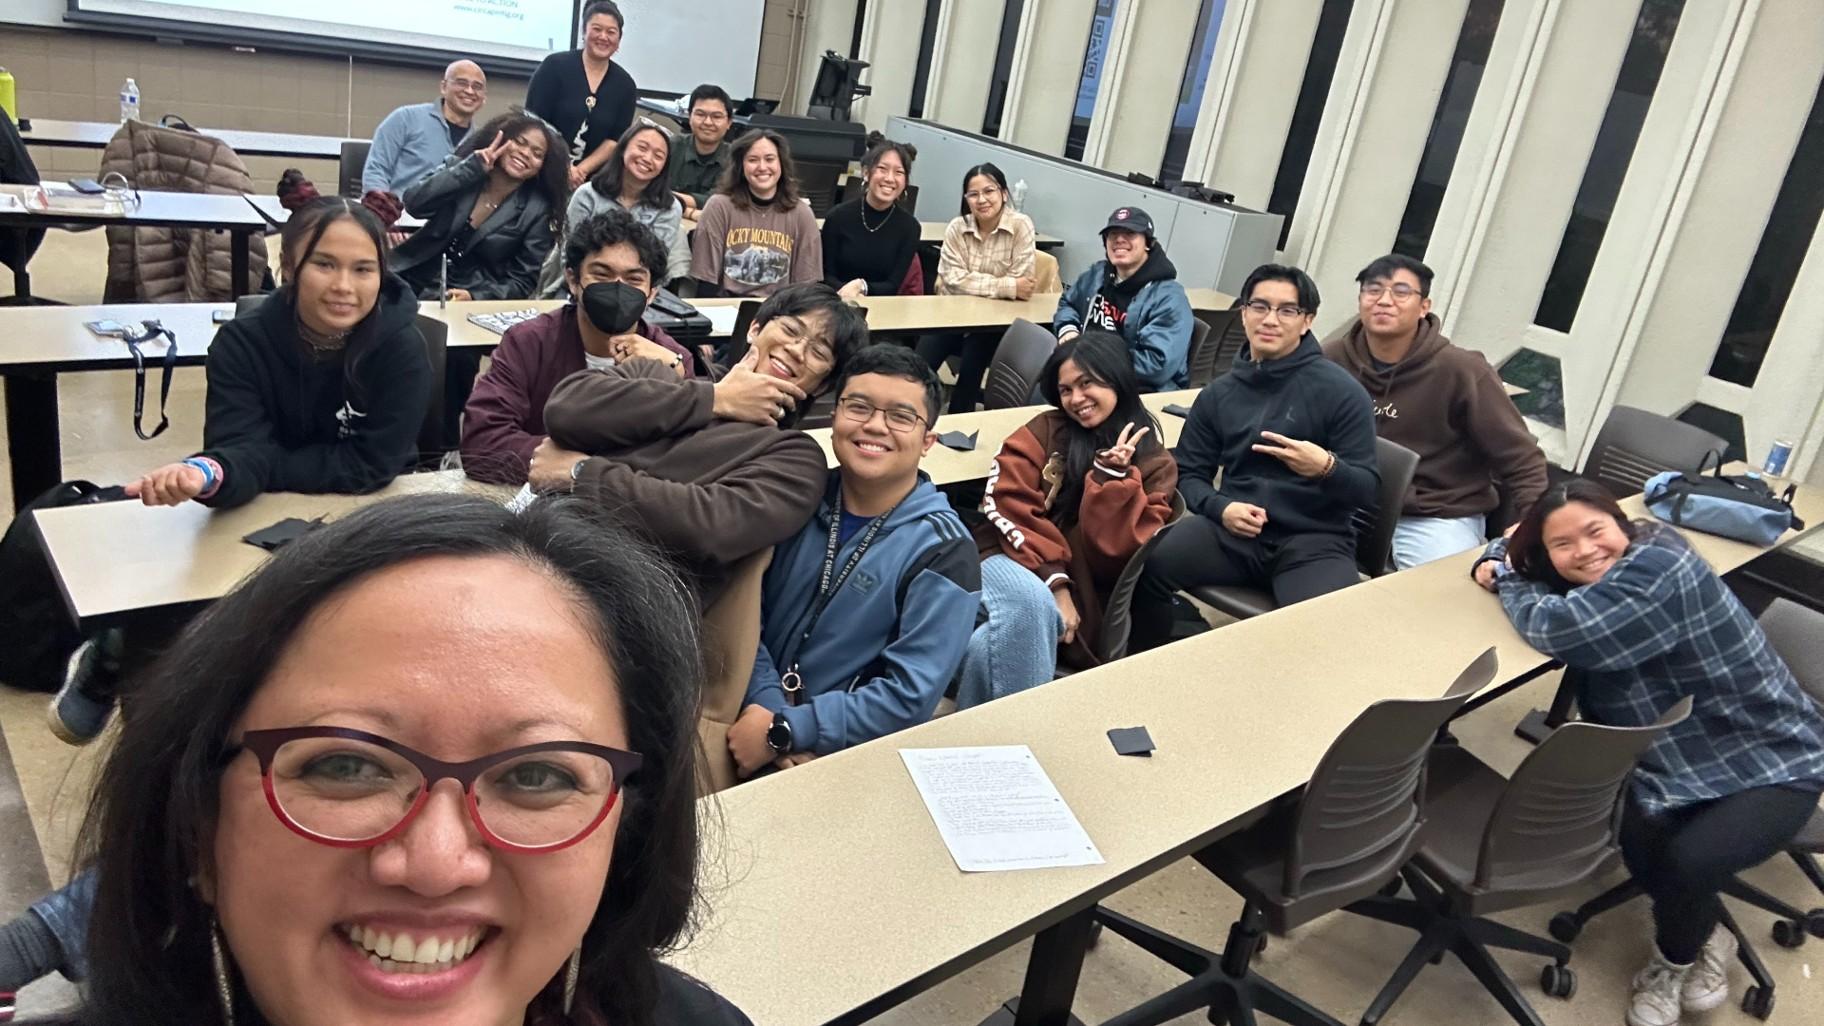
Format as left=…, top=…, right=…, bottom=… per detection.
left=1514, top=669, right=1578, bottom=745
left=230, top=230, right=251, bottom=298
left=5, top=372, right=62, bottom=512
left=978, top=907, right=1094, bottom=1026
left=8, top=264, right=30, bottom=303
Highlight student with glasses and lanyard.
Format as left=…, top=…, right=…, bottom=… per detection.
left=1128, top=263, right=1381, bottom=653
left=728, top=346, right=980, bottom=778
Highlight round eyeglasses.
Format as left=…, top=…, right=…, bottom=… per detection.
left=230, top=727, right=642, bottom=854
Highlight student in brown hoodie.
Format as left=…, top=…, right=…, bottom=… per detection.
left=956, top=332, right=1178, bottom=707
left=1323, top=254, right=1548, bottom=568
left=526, top=282, right=868, bottom=602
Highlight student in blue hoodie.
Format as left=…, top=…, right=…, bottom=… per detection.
left=1129, top=263, right=1379, bottom=651
left=1053, top=206, right=1194, bottom=390
left=729, top=346, right=981, bottom=776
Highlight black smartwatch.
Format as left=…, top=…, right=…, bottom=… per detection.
left=765, top=712, right=794, bottom=755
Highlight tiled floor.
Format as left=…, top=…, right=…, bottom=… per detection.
left=5, top=233, right=1823, bottom=1025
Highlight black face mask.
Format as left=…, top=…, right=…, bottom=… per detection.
left=581, top=281, right=647, bottom=336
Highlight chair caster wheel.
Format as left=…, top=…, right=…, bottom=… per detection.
left=1086, top=919, right=1104, bottom=948
left=1806, top=908, right=1824, bottom=939
left=1742, top=984, right=1774, bottom=1020
left=1548, top=912, right=1582, bottom=943
left=1378, top=877, right=1403, bottom=898
left=1772, top=917, right=1806, bottom=948
left=1540, top=964, right=1576, bottom=999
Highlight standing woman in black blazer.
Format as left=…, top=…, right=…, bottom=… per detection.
left=525, top=0, right=639, bottom=189
left=390, top=109, right=566, bottom=439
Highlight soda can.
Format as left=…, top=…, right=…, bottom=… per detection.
left=1763, top=438, right=1794, bottom=477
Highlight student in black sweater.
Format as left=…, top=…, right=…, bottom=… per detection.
left=822, top=139, right=921, bottom=300
left=1128, top=264, right=1380, bottom=651
left=525, top=0, right=639, bottom=189
left=125, top=198, right=433, bottom=510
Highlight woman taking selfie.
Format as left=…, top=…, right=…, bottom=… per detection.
left=918, top=163, right=1037, bottom=413
left=40, top=494, right=750, bottom=1026
left=1474, top=481, right=1824, bottom=1026
left=955, top=332, right=1177, bottom=708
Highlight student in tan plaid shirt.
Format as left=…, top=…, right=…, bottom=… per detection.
left=918, top=163, right=1039, bottom=413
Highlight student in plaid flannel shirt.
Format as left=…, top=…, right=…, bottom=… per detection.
left=1475, top=480, right=1824, bottom=1026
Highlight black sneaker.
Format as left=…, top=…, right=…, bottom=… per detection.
left=46, top=630, right=123, bottom=746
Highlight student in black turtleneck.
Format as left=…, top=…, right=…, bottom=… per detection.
left=1052, top=206, right=1195, bottom=390
left=822, top=139, right=921, bottom=300
left=1127, top=264, right=1380, bottom=652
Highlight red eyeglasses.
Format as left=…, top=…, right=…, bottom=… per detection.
left=230, top=727, right=642, bottom=854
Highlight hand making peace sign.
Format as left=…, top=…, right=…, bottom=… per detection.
left=473, top=131, right=510, bottom=171
left=1098, top=421, right=1151, bottom=473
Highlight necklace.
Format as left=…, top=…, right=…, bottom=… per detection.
left=860, top=201, right=893, bottom=234
left=296, top=317, right=351, bottom=354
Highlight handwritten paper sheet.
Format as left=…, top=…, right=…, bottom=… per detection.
left=900, top=746, right=1104, bottom=873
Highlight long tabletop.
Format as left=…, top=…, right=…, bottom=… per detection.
left=664, top=480, right=1824, bottom=1026
left=18, top=117, right=352, bottom=160
left=683, top=212, right=1065, bottom=250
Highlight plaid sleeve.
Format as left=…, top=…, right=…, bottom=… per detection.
left=1496, top=543, right=1686, bottom=671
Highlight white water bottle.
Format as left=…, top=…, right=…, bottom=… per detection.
left=119, top=78, right=140, bottom=123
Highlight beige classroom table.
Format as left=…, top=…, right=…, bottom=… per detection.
left=804, top=390, right=1196, bottom=483
left=18, top=117, right=352, bottom=160
left=665, top=479, right=1823, bottom=1026
left=31, top=471, right=511, bottom=628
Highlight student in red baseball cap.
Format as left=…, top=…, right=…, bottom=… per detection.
left=1052, top=205, right=1195, bottom=390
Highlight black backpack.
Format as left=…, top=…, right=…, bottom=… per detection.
left=0, top=481, right=129, bottom=692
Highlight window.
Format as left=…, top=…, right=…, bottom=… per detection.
left=1063, top=0, right=1120, bottom=160
left=1533, top=0, right=1685, bottom=332
left=1499, top=348, right=1565, bottom=429
left=1708, top=71, right=1824, bottom=387
left=1159, top=0, right=1228, bottom=182
left=1392, top=0, right=1506, bottom=258
left=905, top=1, right=942, bottom=119
left=1676, top=404, right=1746, bottom=463
left=1268, top=0, right=1354, bottom=249
left=982, top=0, right=1026, bottom=138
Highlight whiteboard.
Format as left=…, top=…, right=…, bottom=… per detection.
left=598, top=0, right=763, bottom=97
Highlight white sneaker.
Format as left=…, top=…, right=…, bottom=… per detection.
left=1681, top=926, right=1735, bottom=1013
left=1627, top=952, right=1690, bottom=1026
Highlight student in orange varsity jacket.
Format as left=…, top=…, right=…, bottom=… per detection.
left=956, top=332, right=1177, bottom=707
left=730, top=346, right=979, bottom=776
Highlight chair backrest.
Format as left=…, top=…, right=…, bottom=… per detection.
left=414, top=314, right=449, bottom=463
left=1758, top=598, right=1824, bottom=706
left=1282, top=648, right=1497, bottom=901
left=1352, top=437, right=1419, bottom=576
left=898, top=252, right=924, bottom=296
left=982, top=318, right=1057, bottom=410
left=1098, top=491, right=1186, bottom=662
left=338, top=141, right=371, bottom=199
left=1583, top=405, right=1726, bottom=499
left=1183, top=316, right=1214, bottom=385
left=1474, top=696, right=1692, bottom=893
left=1032, top=249, right=1062, bottom=293
left=1187, top=309, right=1238, bottom=387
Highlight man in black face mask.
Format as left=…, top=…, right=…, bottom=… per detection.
left=460, top=210, right=695, bottom=485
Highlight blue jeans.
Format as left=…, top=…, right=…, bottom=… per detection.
left=955, top=555, right=1061, bottom=709
left=1391, top=514, right=1487, bottom=570
left=28, top=868, right=95, bottom=982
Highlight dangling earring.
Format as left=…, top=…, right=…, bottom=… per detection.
left=562, top=947, right=582, bottom=1015
left=210, top=919, right=235, bottom=1026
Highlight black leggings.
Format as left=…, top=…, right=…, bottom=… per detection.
left=1620, top=783, right=1821, bottom=964
left=1128, top=514, right=1360, bottom=651
left=917, top=331, right=997, bottom=413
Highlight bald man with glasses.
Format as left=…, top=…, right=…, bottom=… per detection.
left=363, top=59, right=489, bottom=195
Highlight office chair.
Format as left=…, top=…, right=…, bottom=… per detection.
left=1097, top=492, right=1186, bottom=664
left=1187, top=307, right=1238, bottom=387
left=337, top=140, right=371, bottom=199
left=1344, top=697, right=1693, bottom=1026
left=981, top=319, right=1057, bottom=411
left=1094, top=649, right=1499, bottom=1026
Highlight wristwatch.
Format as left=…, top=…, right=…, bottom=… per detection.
left=765, top=712, right=794, bottom=755
left=569, top=457, right=589, bottom=488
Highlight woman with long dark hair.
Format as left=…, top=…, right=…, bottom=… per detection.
left=956, top=332, right=1178, bottom=707
left=559, top=121, right=689, bottom=285
left=917, top=162, right=1038, bottom=413
left=688, top=128, right=822, bottom=298
left=1474, top=481, right=1824, bottom=1026
left=39, top=494, right=750, bottom=1026
left=391, top=109, right=568, bottom=302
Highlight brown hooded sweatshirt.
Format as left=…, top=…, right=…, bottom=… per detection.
left=1322, top=313, right=1547, bottom=521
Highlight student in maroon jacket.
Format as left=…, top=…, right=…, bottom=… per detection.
left=1321, top=254, right=1548, bottom=567
left=526, top=282, right=869, bottom=602
left=460, top=210, right=693, bottom=485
